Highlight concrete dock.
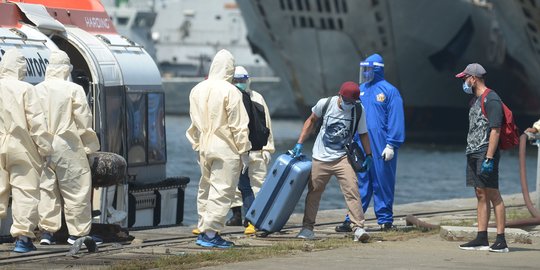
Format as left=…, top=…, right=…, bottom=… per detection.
left=1, top=193, right=539, bottom=269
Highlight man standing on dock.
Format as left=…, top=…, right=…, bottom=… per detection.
left=455, top=63, right=509, bottom=253
left=336, top=53, right=405, bottom=232
left=186, top=49, right=251, bottom=248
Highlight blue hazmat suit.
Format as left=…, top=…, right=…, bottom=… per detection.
left=354, top=53, right=405, bottom=225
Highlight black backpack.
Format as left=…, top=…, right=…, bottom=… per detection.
left=241, top=91, right=270, bottom=151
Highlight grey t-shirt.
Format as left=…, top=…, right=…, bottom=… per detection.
left=312, top=96, right=367, bottom=162
left=466, top=90, right=503, bottom=155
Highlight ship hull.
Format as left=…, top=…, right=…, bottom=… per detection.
left=237, top=0, right=540, bottom=138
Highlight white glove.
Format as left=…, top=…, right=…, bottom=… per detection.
left=240, top=153, right=250, bottom=174
left=381, top=144, right=394, bottom=161
left=262, top=151, right=272, bottom=165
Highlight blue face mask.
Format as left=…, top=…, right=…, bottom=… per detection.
left=235, top=83, right=247, bottom=91
left=462, top=81, right=473, bottom=94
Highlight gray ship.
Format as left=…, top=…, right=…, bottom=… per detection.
left=236, top=0, right=540, bottom=137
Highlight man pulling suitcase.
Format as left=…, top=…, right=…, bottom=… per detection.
left=290, top=81, right=373, bottom=241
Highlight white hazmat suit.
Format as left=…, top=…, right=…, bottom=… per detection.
left=186, top=49, right=251, bottom=233
left=0, top=48, right=53, bottom=238
left=35, top=50, right=100, bottom=237
left=230, top=66, right=275, bottom=209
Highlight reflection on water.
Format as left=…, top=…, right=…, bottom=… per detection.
left=166, top=115, right=538, bottom=225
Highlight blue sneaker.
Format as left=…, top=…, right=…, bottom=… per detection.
left=68, top=235, right=103, bottom=245
left=196, top=233, right=234, bottom=248
left=13, top=239, right=37, bottom=253
left=195, top=234, right=204, bottom=245
left=40, top=232, right=56, bottom=245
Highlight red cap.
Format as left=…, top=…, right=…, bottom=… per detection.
left=338, top=81, right=360, bottom=100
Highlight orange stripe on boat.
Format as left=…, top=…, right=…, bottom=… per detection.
left=8, top=0, right=105, bottom=12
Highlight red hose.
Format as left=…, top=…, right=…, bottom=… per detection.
left=518, top=134, right=540, bottom=218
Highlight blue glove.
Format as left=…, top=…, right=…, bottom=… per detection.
left=290, top=143, right=303, bottom=157
left=480, top=158, right=494, bottom=174
left=361, top=154, right=373, bottom=172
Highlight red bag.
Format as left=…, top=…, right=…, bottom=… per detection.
left=480, top=89, right=519, bottom=150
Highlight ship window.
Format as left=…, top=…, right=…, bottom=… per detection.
left=382, top=37, right=388, bottom=47
left=117, top=17, right=129, bottom=25
left=338, top=18, right=343, bottom=29
left=324, top=0, right=331, bottom=12
left=328, top=18, right=335, bottom=29
left=317, top=0, right=322, bottom=12
left=334, top=0, right=340, bottom=13
left=375, top=11, right=383, bottom=22
left=147, top=93, right=166, bottom=164
left=342, top=0, right=348, bottom=13
left=378, top=26, right=385, bottom=34
left=105, top=86, right=125, bottom=156
left=287, top=0, right=293, bottom=10
left=127, top=93, right=147, bottom=165
left=320, top=18, right=326, bottom=29
left=309, top=17, right=314, bottom=27
left=296, top=0, right=303, bottom=10
left=523, top=8, right=532, bottom=19
left=300, top=16, right=306, bottom=27
left=292, top=16, right=297, bottom=27
left=305, top=0, right=311, bottom=11
left=215, top=15, right=221, bottom=20
left=280, top=0, right=285, bottom=10
left=372, top=0, right=379, bottom=6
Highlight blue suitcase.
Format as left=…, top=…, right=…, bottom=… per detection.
left=245, top=153, right=312, bottom=234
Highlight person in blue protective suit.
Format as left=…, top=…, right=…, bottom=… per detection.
left=335, top=53, right=405, bottom=232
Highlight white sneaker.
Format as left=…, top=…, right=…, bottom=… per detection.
left=354, top=227, right=370, bottom=243
left=296, top=228, right=315, bottom=240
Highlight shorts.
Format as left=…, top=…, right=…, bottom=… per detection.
left=466, top=150, right=500, bottom=189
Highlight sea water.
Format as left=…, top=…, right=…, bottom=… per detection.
left=166, top=115, right=538, bottom=225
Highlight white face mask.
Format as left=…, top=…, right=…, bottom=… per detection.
left=341, top=101, right=355, bottom=111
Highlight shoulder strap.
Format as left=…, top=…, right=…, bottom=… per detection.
left=480, top=88, right=491, bottom=117
left=350, top=103, right=362, bottom=135
left=321, top=96, right=332, bottom=119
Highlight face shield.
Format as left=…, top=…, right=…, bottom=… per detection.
left=359, top=61, right=383, bottom=84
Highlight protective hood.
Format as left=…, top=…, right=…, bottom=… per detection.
left=233, top=65, right=252, bottom=92
left=45, top=50, right=72, bottom=80
left=364, top=53, right=385, bottom=84
left=0, top=48, right=27, bottom=80
left=208, top=49, right=235, bottom=83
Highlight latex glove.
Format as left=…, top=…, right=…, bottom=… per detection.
left=381, top=144, right=394, bottom=161
left=290, top=143, right=303, bottom=157
left=361, top=154, right=373, bottom=172
left=480, top=158, right=494, bottom=174
left=241, top=153, right=250, bottom=174
left=262, top=150, right=272, bottom=165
